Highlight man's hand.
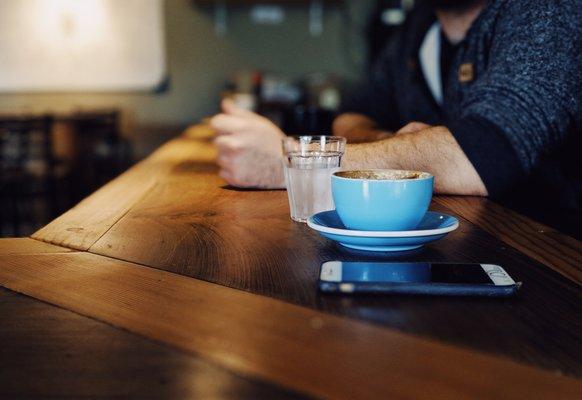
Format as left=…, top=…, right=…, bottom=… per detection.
left=332, top=113, right=391, bottom=143
left=211, top=99, right=286, bottom=188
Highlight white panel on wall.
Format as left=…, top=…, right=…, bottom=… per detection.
left=0, top=0, right=165, bottom=92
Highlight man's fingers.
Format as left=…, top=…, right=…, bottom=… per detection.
left=214, top=135, right=244, bottom=155
left=219, top=169, right=233, bottom=183
left=210, top=114, right=248, bottom=134
left=221, top=98, right=256, bottom=118
left=219, top=168, right=246, bottom=188
left=216, top=154, right=234, bottom=169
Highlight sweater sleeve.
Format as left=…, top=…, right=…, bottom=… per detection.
left=447, top=116, right=523, bottom=197
left=449, top=0, right=582, bottom=196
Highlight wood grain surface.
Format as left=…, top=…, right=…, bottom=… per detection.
left=0, top=287, right=304, bottom=400
left=12, top=126, right=581, bottom=398
left=0, top=251, right=580, bottom=400
left=0, top=238, right=73, bottom=254
left=435, top=196, right=582, bottom=284
left=80, top=146, right=582, bottom=376
left=26, top=130, right=582, bottom=377
left=32, top=136, right=217, bottom=250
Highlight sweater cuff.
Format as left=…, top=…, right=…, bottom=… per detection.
left=447, top=116, right=524, bottom=198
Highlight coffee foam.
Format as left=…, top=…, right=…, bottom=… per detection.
left=335, top=170, right=430, bottom=180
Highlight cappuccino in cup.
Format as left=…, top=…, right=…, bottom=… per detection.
left=331, top=169, right=434, bottom=231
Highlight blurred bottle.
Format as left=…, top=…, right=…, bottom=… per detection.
left=221, top=70, right=262, bottom=112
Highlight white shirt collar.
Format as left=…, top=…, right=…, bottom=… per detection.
left=419, top=22, right=442, bottom=105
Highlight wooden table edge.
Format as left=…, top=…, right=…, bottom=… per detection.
left=0, top=250, right=580, bottom=400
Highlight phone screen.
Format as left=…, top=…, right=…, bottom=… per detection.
left=322, top=262, right=498, bottom=285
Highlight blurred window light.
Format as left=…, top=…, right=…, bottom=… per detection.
left=0, top=0, right=165, bottom=92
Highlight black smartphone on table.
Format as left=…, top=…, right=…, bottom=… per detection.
left=318, top=261, right=520, bottom=297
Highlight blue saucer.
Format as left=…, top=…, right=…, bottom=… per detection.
left=307, top=210, right=459, bottom=252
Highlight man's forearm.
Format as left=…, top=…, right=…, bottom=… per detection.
left=342, top=125, right=488, bottom=196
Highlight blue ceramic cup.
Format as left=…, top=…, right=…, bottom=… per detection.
left=331, top=170, right=433, bottom=231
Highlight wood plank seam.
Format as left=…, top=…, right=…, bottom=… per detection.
left=85, top=182, right=161, bottom=251
left=440, top=199, right=581, bottom=274
left=0, top=238, right=78, bottom=255
left=434, top=197, right=582, bottom=285
left=81, top=194, right=578, bottom=310
left=31, top=136, right=217, bottom=250
left=23, top=235, right=76, bottom=249
left=32, top=176, right=161, bottom=251
left=10, top=207, right=582, bottom=380
left=0, top=287, right=303, bottom=400
left=0, top=252, right=580, bottom=400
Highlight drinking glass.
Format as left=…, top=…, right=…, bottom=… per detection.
left=282, top=135, right=347, bottom=222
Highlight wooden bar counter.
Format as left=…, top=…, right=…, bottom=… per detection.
left=1, top=125, right=581, bottom=399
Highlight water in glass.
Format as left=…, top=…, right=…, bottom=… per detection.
left=283, top=136, right=345, bottom=222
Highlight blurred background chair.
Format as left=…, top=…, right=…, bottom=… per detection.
left=65, top=110, right=131, bottom=204
left=0, top=110, right=131, bottom=237
left=0, top=115, right=59, bottom=236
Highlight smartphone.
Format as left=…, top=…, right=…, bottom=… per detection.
left=318, top=261, right=521, bottom=297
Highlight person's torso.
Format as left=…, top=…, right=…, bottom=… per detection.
left=381, top=1, right=581, bottom=237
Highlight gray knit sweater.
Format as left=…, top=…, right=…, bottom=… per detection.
left=343, top=0, right=582, bottom=236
